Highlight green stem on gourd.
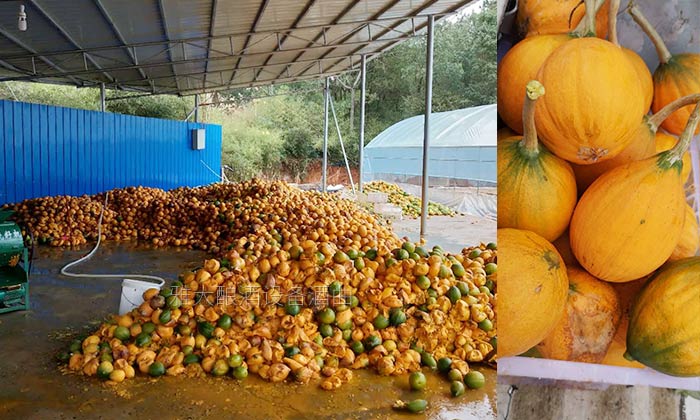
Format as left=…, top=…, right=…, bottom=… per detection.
left=572, top=0, right=604, bottom=37
left=521, top=80, right=545, bottom=154
left=647, top=93, right=700, bottom=132
left=659, top=101, right=700, bottom=169
left=608, top=0, right=620, bottom=45
left=628, top=4, right=672, bottom=64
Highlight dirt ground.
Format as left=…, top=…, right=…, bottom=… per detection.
left=0, top=241, right=495, bottom=419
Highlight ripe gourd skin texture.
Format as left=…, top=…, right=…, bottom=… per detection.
left=652, top=54, right=700, bottom=135
left=498, top=139, right=577, bottom=241
left=668, top=204, right=700, bottom=262
left=624, top=48, right=654, bottom=112
left=497, top=35, right=570, bottom=133
left=498, top=228, right=568, bottom=357
left=538, top=267, right=621, bottom=363
left=626, top=257, right=700, bottom=376
left=516, top=0, right=609, bottom=38
left=602, top=278, right=648, bottom=369
left=570, top=154, right=685, bottom=282
left=535, top=37, right=645, bottom=165
left=571, top=118, right=656, bottom=192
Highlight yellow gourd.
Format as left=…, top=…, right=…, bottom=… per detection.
left=668, top=204, right=700, bottom=262
left=497, top=81, right=577, bottom=241
left=498, top=228, right=568, bottom=357
left=538, top=267, right=621, bottom=363
left=626, top=258, right=700, bottom=376
left=570, top=102, right=700, bottom=282
left=572, top=93, right=700, bottom=192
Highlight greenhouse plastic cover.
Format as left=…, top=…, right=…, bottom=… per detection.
left=362, top=104, right=496, bottom=183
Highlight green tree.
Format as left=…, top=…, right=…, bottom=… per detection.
left=282, top=128, right=319, bottom=182
left=459, top=0, right=497, bottom=106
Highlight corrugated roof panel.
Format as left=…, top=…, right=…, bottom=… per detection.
left=255, top=0, right=307, bottom=32
left=99, top=0, right=166, bottom=45
left=29, top=0, right=118, bottom=48
left=339, top=0, right=411, bottom=21
left=0, top=0, right=474, bottom=94
left=298, top=0, right=359, bottom=26
left=0, top=4, right=74, bottom=54
left=212, top=0, right=266, bottom=34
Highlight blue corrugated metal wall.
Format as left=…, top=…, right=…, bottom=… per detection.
left=0, top=100, right=222, bottom=204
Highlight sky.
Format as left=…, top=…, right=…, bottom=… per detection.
left=450, top=0, right=486, bottom=22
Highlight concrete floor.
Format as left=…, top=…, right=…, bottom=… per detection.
left=496, top=381, right=687, bottom=420
left=392, top=215, right=497, bottom=254
left=0, top=241, right=496, bottom=419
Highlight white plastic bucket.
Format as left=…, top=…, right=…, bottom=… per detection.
left=119, top=278, right=161, bottom=315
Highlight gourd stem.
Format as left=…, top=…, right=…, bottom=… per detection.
left=609, top=0, right=620, bottom=46
left=572, top=0, right=603, bottom=37
left=628, top=4, right=672, bottom=64
left=521, top=80, right=545, bottom=153
left=648, top=93, right=700, bottom=131
left=669, top=101, right=700, bottom=162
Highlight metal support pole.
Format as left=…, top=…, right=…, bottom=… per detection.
left=420, top=15, right=435, bottom=240
left=359, top=54, right=367, bottom=192
left=322, top=77, right=330, bottom=192
left=329, top=94, right=356, bottom=195
left=194, top=94, right=200, bottom=122
left=100, top=82, right=106, bottom=112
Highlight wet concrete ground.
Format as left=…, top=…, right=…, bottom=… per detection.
left=0, top=239, right=496, bottom=419
left=392, top=215, right=497, bottom=254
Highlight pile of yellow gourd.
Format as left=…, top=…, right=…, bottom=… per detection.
left=62, top=240, right=496, bottom=391
left=364, top=181, right=455, bottom=218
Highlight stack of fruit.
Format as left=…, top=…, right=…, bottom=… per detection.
left=6, top=180, right=399, bottom=253
left=497, top=0, right=700, bottom=377
left=364, top=181, right=456, bottom=218
left=61, top=241, right=497, bottom=394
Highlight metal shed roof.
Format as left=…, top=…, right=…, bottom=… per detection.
left=0, top=0, right=473, bottom=96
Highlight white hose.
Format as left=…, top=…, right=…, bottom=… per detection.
left=60, top=193, right=165, bottom=287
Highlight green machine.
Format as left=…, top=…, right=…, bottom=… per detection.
left=0, top=209, right=30, bottom=313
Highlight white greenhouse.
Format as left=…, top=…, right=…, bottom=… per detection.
left=362, top=104, right=497, bottom=186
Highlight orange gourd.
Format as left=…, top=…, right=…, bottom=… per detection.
left=571, top=93, right=700, bottom=191
left=499, top=0, right=612, bottom=134
left=668, top=204, right=700, bottom=262
left=569, top=102, right=700, bottom=282
left=538, top=267, right=621, bottom=363
left=602, top=278, right=648, bottom=368
left=497, top=34, right=569, bottom=134
left=535, top=36, right=645, bottom=164
left=498, top=228, right=568, bottom=357
left=626, top=258, right=700, bottom=376
left=624, top=49, right=654, bottom=113
left=516, top=0, right=609, bottom=38
left=607, top=0, right=653, bottom=112
left=630, top=4, right=700, bottom=135
left=497, top=81, right=577, bottom=241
